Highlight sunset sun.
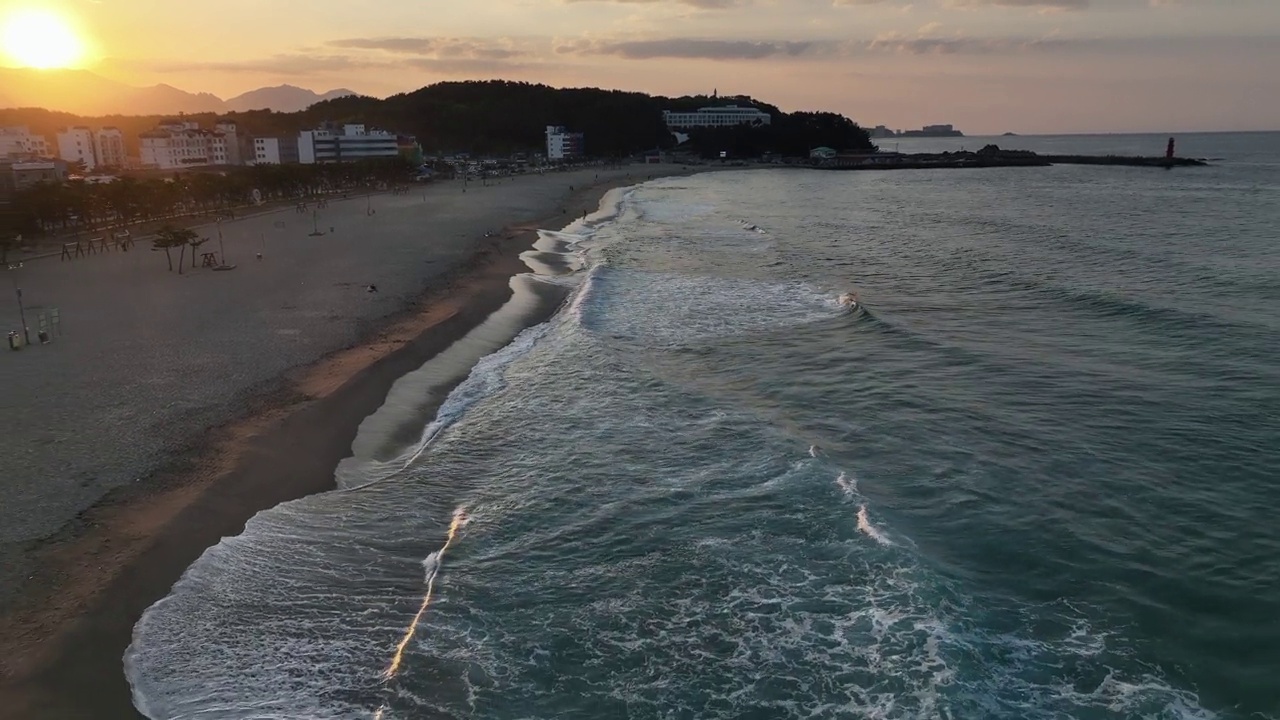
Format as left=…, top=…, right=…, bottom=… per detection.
left=2, top=7, right=84, bottom=69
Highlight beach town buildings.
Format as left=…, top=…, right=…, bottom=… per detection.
left=56, top=127, right=97, bottom=171
left=0, top=126, right=51, bottom=159
left=252, top=136, right=301, bottom=165
left=545, top=126, right=585, bottom=161
left=139, top=120, right=244, bottom=170
left=297, top=123, right=400, bottom=164
left=662, top=106, right=772, bottom=129
left=0, top=159, right=69, bottom=202
left=95, top=127, right=126, bottom=168
left=56, top=126, right=127, bottom=171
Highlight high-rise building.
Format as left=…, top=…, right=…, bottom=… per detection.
left=95, top=127, right=126, bottom=168
left=545, top=126, right=585, bottom=161
left=0, top=126, right=51, bottom=159
left=57, top=126, right=97, bottom=171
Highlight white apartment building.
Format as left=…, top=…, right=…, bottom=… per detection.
left=298, top=124, right=399, bottom=164
left=57, top=126, right=97, bottom=170
left=662, top=106, right=772, bottom=129
left=0, top=126, right=51, bottom=159
left=95, top=127, right=126, bottom=168
left=140, top=121, right=242, bottom=169
left=252, top=136, right=300, bottom=165
left=546, top=126, right=584, bottom=161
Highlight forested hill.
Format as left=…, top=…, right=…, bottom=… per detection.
left=0, top=80, right=874, bottom=158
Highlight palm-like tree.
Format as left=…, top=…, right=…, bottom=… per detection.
left=153, top=225, right=197, bottom=272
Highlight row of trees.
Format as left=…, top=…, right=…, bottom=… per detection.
left=4, top=156, right=417, bottom=237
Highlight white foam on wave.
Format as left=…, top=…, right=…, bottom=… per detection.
left=399, top=321, right=552, bottom=470
left=836, top=471, right=858, bottom=496
left=420, top=551, right=441, bottom=581
left=573, top=270, right=843, bottom=345
left=339, top=187, right=645, bottom=489
left=337, top=276, right=556, bottom=489
left=857, top=504, right=894, bottom=546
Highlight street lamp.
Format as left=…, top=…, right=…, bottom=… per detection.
left=8, top=262, right=29, bottom=345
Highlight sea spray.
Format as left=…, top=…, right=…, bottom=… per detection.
left=857, top=504, right=893, bottom=546
left=836, top=471, right=858, bottom=497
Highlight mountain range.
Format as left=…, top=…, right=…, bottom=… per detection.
left=0, top=68, right=358, bottom=115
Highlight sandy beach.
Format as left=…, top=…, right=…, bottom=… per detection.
left=0, top=163, right=698, bottom=719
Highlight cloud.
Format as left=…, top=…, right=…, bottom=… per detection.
left=561, top=0, right=746, bottom=7
left=943, top=0, right=1089, bottom=9
left=327, top=37, right=525, bottom=60
left=559, top=37, right=814, bottom=60
left=835, top=0, right=1090, bottom=8
left=865, top=32, right=1072, bottom=53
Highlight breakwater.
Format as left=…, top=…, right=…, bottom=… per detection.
left=816, top=145, right=1207, bottom=171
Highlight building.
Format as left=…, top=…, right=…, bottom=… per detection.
left=252, top=136, right=300, bottom=165
left=139, top=120, right=243, bottom=170
left=0, top=126, right=51, bottom=159
left=95, top=127, right=126, bottom=168
left=56, top=126, right=97, bottom=171
left=869, top=125, right=896, bottom=139
left=545, top=126, right=585, bottom=161
left=0, top=159, right=69, bottom=201
left=298, top=124, right=401, bottom=164
left=662, top=106, right=772, bottom=129
left=397, top=135, right=423, bottom=164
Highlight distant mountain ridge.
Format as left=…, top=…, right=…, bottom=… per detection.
left=225, top=85, right=358, bottom=113
left=0, top=68, right=358, bottom=115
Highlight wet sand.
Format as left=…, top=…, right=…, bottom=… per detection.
left=0, top=165, right=699, bottom=719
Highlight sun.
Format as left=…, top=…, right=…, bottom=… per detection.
left=2, top=8, right=85, bottom=69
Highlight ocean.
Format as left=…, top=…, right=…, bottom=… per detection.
left=125, top=133, right=1280, bottom=719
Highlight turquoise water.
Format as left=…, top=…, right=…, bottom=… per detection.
left=127, top=134, right=1280, bottom=719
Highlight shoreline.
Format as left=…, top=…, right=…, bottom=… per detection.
left=0, top=171, right=670, bottom=719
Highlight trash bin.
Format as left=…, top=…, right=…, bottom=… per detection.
left=38, top=330, right=49, bottom=344
left=8, top=331, right=20, bottom=350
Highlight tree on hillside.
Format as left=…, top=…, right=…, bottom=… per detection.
left=153, top=225, right=196, bottom=272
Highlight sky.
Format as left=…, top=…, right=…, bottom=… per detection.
left=3, top=0, right=1280, bottom=133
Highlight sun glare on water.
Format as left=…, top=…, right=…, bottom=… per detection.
left=2, top=7, right=85, bottom=69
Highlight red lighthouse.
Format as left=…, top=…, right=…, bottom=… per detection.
left=1166, top=137, right=1176, bottom=160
